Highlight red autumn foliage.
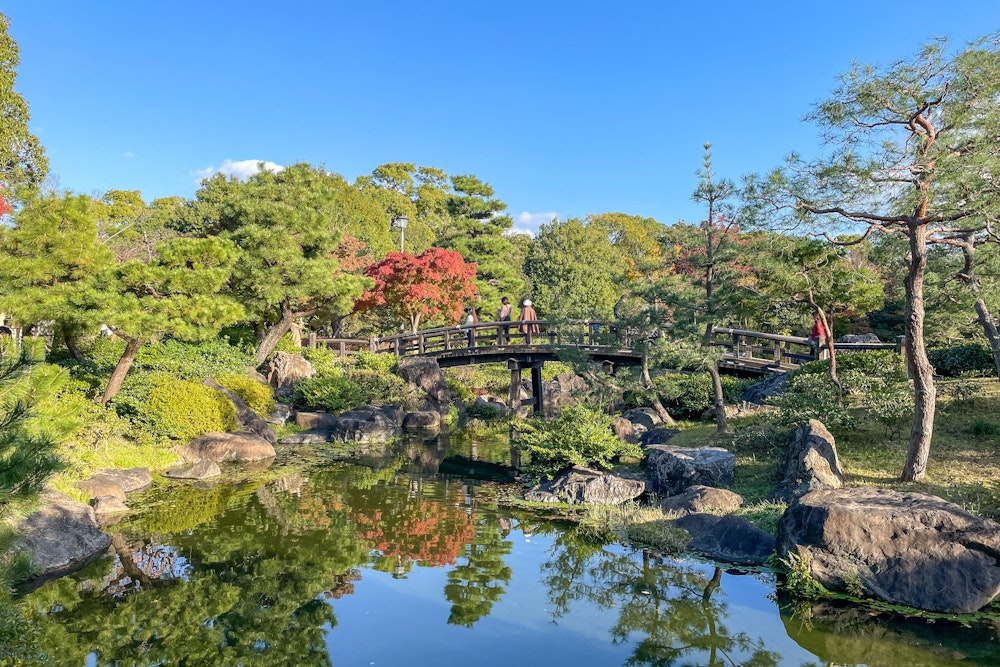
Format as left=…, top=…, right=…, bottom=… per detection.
left=356, top=247, right=478, bottom=332
left=0, top=186, right=10, bottom=217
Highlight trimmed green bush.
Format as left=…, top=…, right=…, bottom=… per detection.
left=294, top=373, right=364, bottom=412
left=217, top=374, right=275, bottom=416
left=140, top=375, right=238, bottom=441
left=652, top=372, right=749, bottom=418
left=928, top=343, right=995, bottom=377
left=515, top=404, right=642, bottom=478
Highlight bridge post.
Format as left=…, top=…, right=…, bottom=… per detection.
left=530, top=363, right=544, bottom=415
left=507, top=359, right=522, bottom=415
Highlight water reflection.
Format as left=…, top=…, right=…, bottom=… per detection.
left=20, top=436, right=1000, bottom=667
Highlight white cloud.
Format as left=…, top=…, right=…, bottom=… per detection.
left=514, top=210, right=558, bottom=235
left=193, top=159, right=284, bottom=183
left=504, top=226, right=536, bottom=238
left=123, top=151, right=135, bottom=158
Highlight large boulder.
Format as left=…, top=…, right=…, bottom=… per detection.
left=402, top=411, right=441, bottom=431
left=525, top=466, right=647, bottom=505
left=12, top=492, right=111, bottom=581
left=330, top=406, right=400, bottom=443
left=741, top=372, right=790, bottom=405
left=611, top=417, right=637, bottom=444
left=643, top=445, right=735, bottom=496
left=396, top=357, right=450, bottom=408
left=660, top=485, right=744, bottom=517
left=163, top=459, right=222, bottom=480
left=674, top=513, right=776, bottom=566
left=203, top=378, right=277, bottom=445
left=778, top=487, right=1000, bottom=613
left=77, top=468, right=152, bottom=503
left=267, top=403, right=294, bottom=425
left=295, top=411, right=339, bottom=430
left=621, top=407, right=662, bottom=435
left=179, top=431, right=276, bottom=463
left=768, top=420, right=845, bottom=502
left=640, top=428, right=679, bottom=446
left=279, top=429, right=333, bottom=444
left=266, top=352, right=315, bottom=394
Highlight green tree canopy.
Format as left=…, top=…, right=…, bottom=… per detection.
left=0, top=13, right=47, bottom=203
left=191, top=163, right=373, bottom=364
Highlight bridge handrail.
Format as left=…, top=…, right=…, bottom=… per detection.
left=710, top=327, right=812, bottom=346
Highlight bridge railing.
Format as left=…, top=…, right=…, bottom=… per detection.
left=368, top=319, right=614, bottom=357
left=708, top=327, right=901, bottom=369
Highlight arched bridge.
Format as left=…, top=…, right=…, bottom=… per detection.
left=310, top=322, right=899, bottom=413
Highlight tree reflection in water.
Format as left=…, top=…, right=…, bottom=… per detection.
left=444, top=512, right=514, bottom=627
left=537, top=525, right=780, bottom=667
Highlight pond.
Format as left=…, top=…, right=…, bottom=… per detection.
left=21, top=432, right=1000, bottom=666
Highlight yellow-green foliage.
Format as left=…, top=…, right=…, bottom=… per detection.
left=217, top=374, right=275, bottom=416
left=143, top=376, right=237, bottom=441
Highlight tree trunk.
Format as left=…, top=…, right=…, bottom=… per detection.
left=62, top=327, right=87, bottom=363
left=254, top=306, right=296, bottom=366
left=812, top=305, right=842, bottom=399
left=642, top=353, right=676, bottom=426
left=706, top=362, right=727, bottom=433
left=901, top=224, right=936, bottom=482
left=101, top=336, right=143, bottom=403
left=974, top=299, right=1000, bottom=379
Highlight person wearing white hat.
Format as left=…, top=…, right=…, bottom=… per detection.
left=518, top=300, right=539, bottom=337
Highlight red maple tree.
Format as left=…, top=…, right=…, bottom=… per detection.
left=0, top=186, right=10, bottom=217
left=356, top=247, right=477, bottom=332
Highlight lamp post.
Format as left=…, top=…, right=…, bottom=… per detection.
left=392, top=216, right=409, bottom=253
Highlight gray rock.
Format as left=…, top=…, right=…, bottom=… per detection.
left=527, top=466, right=647, bottom=505
left=523, top=490, right=560, bottom=503
left=643, top=445, right=735, bottom=496
left=676, top=513, right=776, bottom=566
left=163, top=459, right=222, bottom=480
left=473, top=395, right=508, bottom=418
left=331, top=406, right=400, bottom=443
left=778, top=487, right=1000, bottom=613
left=640, top=428, right=680, bottom=446
left=742, top=373, right=790, bottom=405
left=279, top=429, right=333, bottom=444
left=396, top=357, right=451, bottom=409
left=836, top=333, right=882, bottom=344
left=77, top=468, right=152, bottom=502
left=12, top=492, right=111, bottom=581
left=768, top=419, right=845, bottom=502
left=295, top=411, right=339, bottom=430
left=266, top=352, right=315, bottom=393
left=621, top=407, right=663, bottom=434
left=402, top=411, right=441, bottom=430
left=89, top=495, right=129, bottom=515
left=611, top=417, right=637, bottom=443
left=660, top=485, right=744, bottom=516
left=179, top=431, right=276, bottom=462
left=267, top=403, right=294, bottom=425
left=203, top=377, right=278, bottom=445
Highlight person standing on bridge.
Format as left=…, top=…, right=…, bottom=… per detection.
left=463, top=307, right=479, bottom=347
left=518, top=299, right=539, bottom=342
left=497, top=296, right=513, bottom=345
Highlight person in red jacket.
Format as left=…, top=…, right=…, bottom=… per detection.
left=518, top=300, right=539, bottom=339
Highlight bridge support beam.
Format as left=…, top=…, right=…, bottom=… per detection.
left=508, top=358, right=545, bottom=415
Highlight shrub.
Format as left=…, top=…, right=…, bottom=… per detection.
left=217, top=374, right=275, bottom=416
left=515, top=404, right=642, bottom=478
left=770, top=372, right=854, bottom=428
left=354, top=350, right=398, bottom=375
left=348, top=368, right=408, bottom=406
left=652, top=372, right=747, bottom=418
left=139, top=375, right=238, bottom=441
left=135, top=338, right=254, bottom=379
left=466, top=402, right=501, bottom=421
left=294, top=373, right=364, bottom=412
left=928, top=343, right=995, bottom=377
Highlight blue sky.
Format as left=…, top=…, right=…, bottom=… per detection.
left=4, top=1, right=998, bottom=234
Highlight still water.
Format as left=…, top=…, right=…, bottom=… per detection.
left=22, top=434, right=1000, bottom=666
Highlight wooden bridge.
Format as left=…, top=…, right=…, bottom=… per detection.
left=308, top=321, right=900, bottom=413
